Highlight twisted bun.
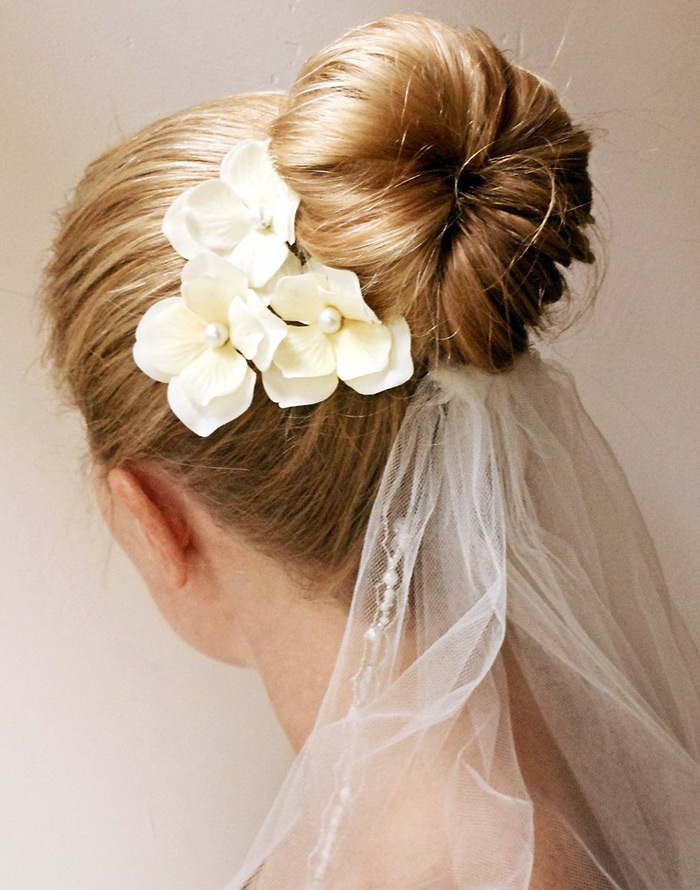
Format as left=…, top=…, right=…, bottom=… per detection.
left=272, top=14, right=596, bottom=370
left=42, top=14, right=600, bottom=577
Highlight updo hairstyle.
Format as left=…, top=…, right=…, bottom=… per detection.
left=42, top=14, right=597, bottom=583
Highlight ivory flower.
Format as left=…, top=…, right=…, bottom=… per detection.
left=133, top=253, right=287, bottom=436
left=162, top=139, right=300, bottom=289
left=262, top=260, right=414, bottom=408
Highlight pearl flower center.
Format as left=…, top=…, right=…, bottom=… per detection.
left=203, top=322, right=229, bottom=348
left=316, top=306, right=343, bottom=335
left=248, top=202, right=271, bottom=229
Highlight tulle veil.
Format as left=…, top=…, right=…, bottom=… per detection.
left=224, top=348, right=700, bottom=890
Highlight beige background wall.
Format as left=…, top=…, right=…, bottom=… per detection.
left=2, top=2, right=698, bottom=889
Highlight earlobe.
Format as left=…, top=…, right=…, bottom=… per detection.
left=106, top=467, right=190, bottom=589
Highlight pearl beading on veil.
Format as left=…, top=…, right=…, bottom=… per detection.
left=306, top=519, right=410, bottom=886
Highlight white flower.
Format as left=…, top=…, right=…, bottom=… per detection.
left=162, top=139, right=300, bottom=289
left=141, top=137, right=414, bottom=426
left=133, top=253, right=287, bottom=436
left=262, top=260, right=414, bottom=408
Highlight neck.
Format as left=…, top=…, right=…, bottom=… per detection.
left=247, top=589, right=350, bottom=752
left=213, top=542, right=352, bottom=752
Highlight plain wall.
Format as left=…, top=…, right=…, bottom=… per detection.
left=2, top=1, right=698, bottom=888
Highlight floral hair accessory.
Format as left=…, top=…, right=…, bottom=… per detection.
left=133, top=253, right=287, bottom=436
left=263, top=259, right=413, bottom=408
left=162, top=138, right=299, bottom=289
left=133, top=138, right=414, bottom=436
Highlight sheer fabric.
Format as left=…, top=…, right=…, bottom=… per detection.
left=225, top=349, right=700, bottom=890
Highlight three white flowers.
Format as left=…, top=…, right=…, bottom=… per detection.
left=133, top=138, right=414, bottom=436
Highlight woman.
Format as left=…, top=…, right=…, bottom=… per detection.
left=42, top=13, right=700, bottom=890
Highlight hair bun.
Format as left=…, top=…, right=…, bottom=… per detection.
left=271, top=13, right=596, bottom=371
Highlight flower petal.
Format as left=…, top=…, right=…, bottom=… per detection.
left=231, top=229, right=290, bottom=289
left=242, top=291, right=289, bottom=371
left=227, top=296, right=264, bottom=360
left=272, top=325, right=337, bottom=378
left=177, top=344, right=249, bottom=407
left=161, top=189, right=203, bottom=260
left=269, top=272, right=326, bottom=324
left=135, top=297, right=205, bottom=377
left=331, top=319, right=392, bottom=381
left=167, top=366, right=256, bottom=437
left=184, top=180, right=252, bottom=255
left=220, top=139, right=280, bottom=210
left=262, top=364, right=338, bottom=408
left=344, top=318, right=414, bottom=395
left=182, top=277, right=239, bottom=325
left=271, top=186, right=300, bottom=244
left=133, top=340, right=171, bottom=383
left=256, top=251, right=303, bottom=304
left=310, top=260, right=380, bottom=324
left=182, top=253, right=250, bottom=288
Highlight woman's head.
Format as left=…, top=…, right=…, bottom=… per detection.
left=43, top=13, right=597, bottom=585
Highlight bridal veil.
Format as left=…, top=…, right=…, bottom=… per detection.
left=226, top=349, right=700, bottom=890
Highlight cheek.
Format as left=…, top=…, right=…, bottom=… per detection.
left=93, top=472, right=255, bottom=667
left=94, top=481, right=142, bottom=569
left=94, top=476, right=169, bottom=610
left=150, top=583, right=255, bottom=667
left=94, top=474, right=114, bottom=529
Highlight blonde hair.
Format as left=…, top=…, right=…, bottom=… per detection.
left=42, top=14, right=598, bottom=581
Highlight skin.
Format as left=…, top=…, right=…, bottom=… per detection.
left=98, top=465, right=456, bottom=882
left=99, top=463, right=612, bottom=888
left=98, top=463, right=351, bottom=753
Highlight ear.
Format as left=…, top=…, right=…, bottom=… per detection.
left=106, top=466, right=191, bottom=589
